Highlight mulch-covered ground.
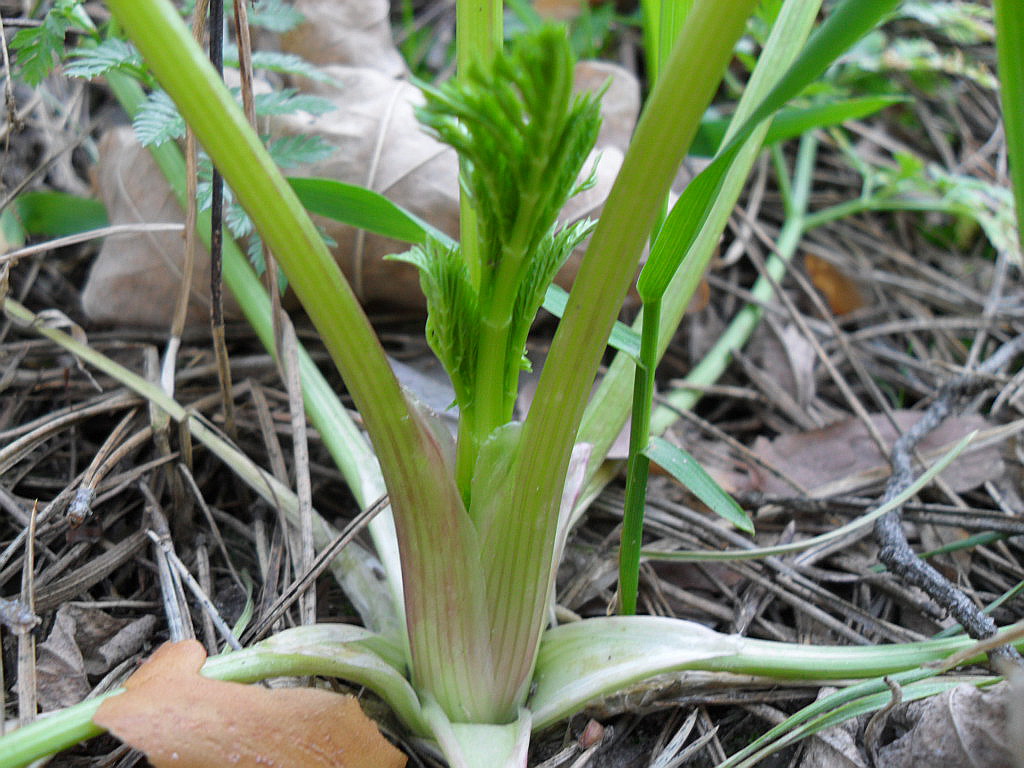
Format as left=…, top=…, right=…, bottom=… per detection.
left=3, top=1, right=1024, bottom=766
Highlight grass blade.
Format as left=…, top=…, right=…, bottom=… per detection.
left=644, top=436, right=753, bottom=533
left=994, top=0, right=1024, bottom=253
left=638, top=0, right=901, bottom=301
left=287, top=176, right=449, bottom=245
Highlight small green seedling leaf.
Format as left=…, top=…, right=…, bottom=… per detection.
left=644, top=436, right=753, bottom=533
left=245, top=0, right=306, bottom=33
left=251, top=88, right=335, bottom=117
left=266, top=134, right=335, bottom=169
left=235, top=49, right=338, bottom=84
left=287, top=177, right=447, bottom=245
left=14, top=192, right=109, bottom=237
left=132, top=89, right=186, bottom=146
left=10, top=0, right=88, bottom=86
left=691, top=95, right=907, bottom=157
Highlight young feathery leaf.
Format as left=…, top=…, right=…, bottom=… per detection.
left=390, top=239, right=480, bottom=408
left=414, top=26, right=601, bottom=290
left=511, top=219, right=595, bottom=377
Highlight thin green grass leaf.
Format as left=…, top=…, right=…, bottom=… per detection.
left=287, top=176, right=445, bottom=244
left=691, top=95, right=907, bottom=156
left=14, top=192, right=108, bottom=237
left=994, top=0, right=1024, bottom=254
left=638, top=0, right=901, bottom=301
left=646, top=431, right=974, bottom=561
left=721, top=674, right=992, bottom=768
left=644, top=436, right=753, bottom=533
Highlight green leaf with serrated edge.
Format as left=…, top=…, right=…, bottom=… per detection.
left=643, top=436, right=753, bottom=533
left=132, top=89, right=186, bottom=146
left=414, top=26, right=601, bottom=291
left=389, top=239, right=479, bottom=406
left=266, top=134, right=335, bottom=169
left=638, top=0, right=901, bottom=302
left=286, top=176, right=448, bottom=245
left=690, top=95, right=907, bottom=156
left=14, top=192, right=108, bottom=237
left=11, top=15, right=70, bottom=86
left=251, top=88, right=335, bottom=117
left=542, top=285, right=641, bottom=361
left=509, top=219, right=593, bottom=386
left=64, top=38, right=141, bottom=79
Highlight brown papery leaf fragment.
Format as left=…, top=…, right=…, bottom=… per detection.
left=804, top=253, right=866, bottom=316
left=94, top=640, right=406, bottom=768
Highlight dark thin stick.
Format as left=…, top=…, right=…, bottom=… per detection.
left=874, top=333, right=1024, bottom=664
left=208, top=0, right=236, bottom=437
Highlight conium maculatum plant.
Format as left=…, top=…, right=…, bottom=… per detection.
left=8, top=1, right=1024, bottom=767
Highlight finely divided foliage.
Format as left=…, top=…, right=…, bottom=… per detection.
left=399, top=28, right=601, bottom=483
left=393, top=239, right=480, bottom=409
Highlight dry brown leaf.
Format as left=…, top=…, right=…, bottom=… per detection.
left=804, top=253, right=866, bottom=316
left=93, top=640, right=406, bottom=768
left=36, top=604, right=155, bottom=712
left=82, top=127, right=238, bottom=328
left=875, top=683, right=1010, bottom=768
left=279, top=0, right=406, bottom=77
left=747, top=411, right=1002, bottom=496
left=83, top=52, right=639, bottom=324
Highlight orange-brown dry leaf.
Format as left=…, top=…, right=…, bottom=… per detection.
left=804, top=253, right=866, bottom=316
left=93, top=640, right=406, bottom=768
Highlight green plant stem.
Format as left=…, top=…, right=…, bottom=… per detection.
left=652, top=135, right=816, bottom=428
left=618, top=299, right=660, bottom=615
left=106, top=0, right=506, bottom=722
left=994, top=0, right=1024, bottom=250
left=451, top=0, right=504, bottom=501
left=483, top=0, right=760, bottom=712
left=799, top=196, right=981, bottom=233
left=455, top=0, right=502, bottom=290
left=101, top=70, right=402, bottom=639
left=577, top=0, right=823, bottom=490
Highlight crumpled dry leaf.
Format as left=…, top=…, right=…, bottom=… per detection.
left=35, top=603, right=155, bottom=711
left=279, top=0, right=407, bottom=77
left=84, top=55, right=637, bottom=325
left=746, top=411, right=1002, bottom=496
left=93, top=640, right=406, bottom=768
left=875, top=683, right=1010, bottom=768
left=82, top=0, right=641, bottom=326
left=82, top=127, right=238, bottom=328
